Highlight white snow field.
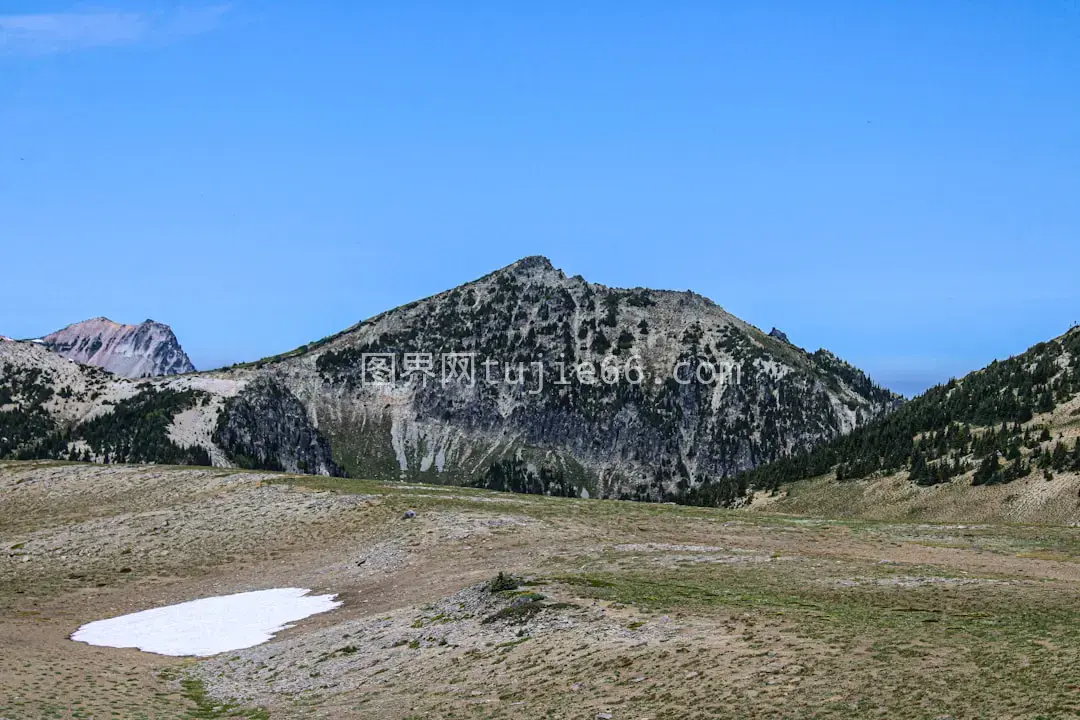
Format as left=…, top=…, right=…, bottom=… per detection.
left=70, top=588, right=342, bottom=656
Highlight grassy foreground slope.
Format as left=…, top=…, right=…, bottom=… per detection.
left=2, top=460, right=1078, bottom=719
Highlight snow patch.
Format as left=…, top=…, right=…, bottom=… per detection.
left=70, top=588, right=341, bottom=657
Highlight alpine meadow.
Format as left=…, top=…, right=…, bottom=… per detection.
left=3, top=3, right=1079, bottom=719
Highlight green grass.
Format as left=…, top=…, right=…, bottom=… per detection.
left=556, top=558, right=1080, bottom=717
left=180, top=678, right=270, bottom=719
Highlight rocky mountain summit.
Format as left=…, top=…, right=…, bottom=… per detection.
left=38, top=317, right=195, bottom=378
left=1, top=257, right=899, bottom=503
left=260, top=256, right=899, bottom=500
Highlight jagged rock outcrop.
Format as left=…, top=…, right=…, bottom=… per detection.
left=39, top=317, right=195, bottom=378
left=768, top=327, right=791, bottom=344
left=213, top=379, right=344, bottom=477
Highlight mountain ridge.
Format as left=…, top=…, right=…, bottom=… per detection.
left=1, top=256, right=897, bottom=503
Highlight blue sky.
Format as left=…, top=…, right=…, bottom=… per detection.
left=2, top=1, right=1078, bottom=396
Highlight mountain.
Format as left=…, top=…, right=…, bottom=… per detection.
left=733, top=326, right=1080, bottom=520
left=37, top=317, right=195, bottom=378
left=269, top=256, right=898, bottom=500
left=0, top=257, right=897, bottom=502
left=0, top=337, right=340, bottom=476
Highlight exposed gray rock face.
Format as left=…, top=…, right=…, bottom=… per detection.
left=212, top=378, right=344, bottom=477
left=40, top=317, right=195, bottom=378
left=270, top=256, right=899, bottom=500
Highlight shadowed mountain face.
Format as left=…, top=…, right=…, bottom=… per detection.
left=40, top=317, right=195, bottom=378
left=1, top=257, right=898, bottom=503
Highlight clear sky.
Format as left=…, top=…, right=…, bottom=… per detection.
left=3, top=1, right=1078, bottom=396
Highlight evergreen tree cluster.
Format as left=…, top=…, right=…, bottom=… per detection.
left=708, top=328, right=1080, bottom=497
left=73, top=388, right=211, bottom=465
left=473, top=456, right=578, bottom=497
left=1036, top=435, right=1080, bottom=473
left=0, top=362, right=60, bottom=458
left=969, top=453, right=1033, bottom=486
left=7, top=388, right=211, bottom=467
left=0, top=362, right=55, bottom=407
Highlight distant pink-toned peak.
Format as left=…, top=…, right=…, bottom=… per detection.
left=40, top=317, right=195, bottom=378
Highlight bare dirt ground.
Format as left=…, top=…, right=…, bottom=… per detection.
left=2, top=461, right=1079, bottom=719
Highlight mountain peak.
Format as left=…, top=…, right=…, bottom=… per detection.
left=40, top=317, right=195, bottom=378
left=477, top=255, right=563, bottom=284
left=509, top=255, right=554, bottom=271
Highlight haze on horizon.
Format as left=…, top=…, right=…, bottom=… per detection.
left=3, top=1, right=1079, bottom=397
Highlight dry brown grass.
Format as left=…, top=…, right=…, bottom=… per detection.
left=2, top=461, right=1078, bottom=719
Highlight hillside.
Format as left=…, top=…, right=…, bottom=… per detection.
left=0, top=257, right=897, bottom=501
left=0, top=338, right=340, bottom=476
left=38, top=317, right=196, bottom=377
left=731, top=326, right=1080, bottom=521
